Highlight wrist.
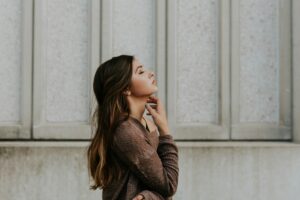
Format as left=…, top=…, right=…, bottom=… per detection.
left=159, top=127, right=170, bottom=135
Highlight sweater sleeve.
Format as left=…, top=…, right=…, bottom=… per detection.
left=112, top=123, right=179, bottom=197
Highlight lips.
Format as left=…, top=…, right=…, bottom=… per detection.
left=152, top=79, right=156, bottom=84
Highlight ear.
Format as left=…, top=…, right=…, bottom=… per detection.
left=123, top=89, right=131, bottom=96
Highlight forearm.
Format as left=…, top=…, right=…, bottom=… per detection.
left=113, top=124, right=179, bottom=197
left=157, top=134, right=179, bottom=197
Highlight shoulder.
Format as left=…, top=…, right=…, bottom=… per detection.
left=112, top=118, right=151, bottom=150
left=113, top=117, right=144, bottom=140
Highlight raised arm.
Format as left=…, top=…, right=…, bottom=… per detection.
left=112, top=123, right=179, bottom=198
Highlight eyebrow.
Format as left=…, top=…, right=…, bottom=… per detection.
left=135, top=65, right=143, bottom=73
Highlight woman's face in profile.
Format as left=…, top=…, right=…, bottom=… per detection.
left=129, top=58, right=158, bottom=97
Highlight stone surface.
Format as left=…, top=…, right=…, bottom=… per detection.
left=41, top=0, right=89, bottom=122
left=1, top=145, right=300, bottom=200
left=112, top=0, right=155, bottom=72
left=176, top=0, right=218, bottom=123
left=239, top=0, right=280, bottom=123
left=176, top=146, right=300, bottom=200
left=0, top=0, right=22, bottom=122
left=0, top=146, right=101, bottom=200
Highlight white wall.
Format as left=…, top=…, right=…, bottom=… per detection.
left=1, top=0, right=300, bottom=199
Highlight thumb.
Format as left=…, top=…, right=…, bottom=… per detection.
left=145, top=104, right=157, bottom=117
left=132, top=194, right=144, bottom=200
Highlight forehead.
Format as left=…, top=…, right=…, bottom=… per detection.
left=132, top=58, right=142, bottom=69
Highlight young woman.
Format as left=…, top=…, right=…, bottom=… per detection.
left=87, top=55, right=179, bottom=200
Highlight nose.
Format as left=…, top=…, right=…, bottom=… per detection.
left=149, top=71, right=154, bottom=78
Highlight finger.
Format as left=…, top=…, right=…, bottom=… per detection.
left=145, top=104, right=157, bottom=117
left=147, top=99, right=161, bottom=113
left=146, top=98, right=156, bottom=103
left=149, top=95, right=159, bottom=102
left=147, top=98, right=157, bottom=103
left=148, top=96, right=158, bottom=101
left=148, top=96, right=159, bottom=106
left=148, top=95, right=157, bottom=99
left=153, top=98, right=162, bottom=112
left=150, top=104, right=157, bottom=109
left=146, top=103, right=157, bottom=110
left=132, top=195, right=143, bottom=200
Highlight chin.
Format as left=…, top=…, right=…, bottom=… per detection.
left=151, top=86, right=158, bottom=93
left=146, top=90, right=157, bottom=96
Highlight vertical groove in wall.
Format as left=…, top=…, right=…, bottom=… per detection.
left=31, top=0, right=35, bottom=139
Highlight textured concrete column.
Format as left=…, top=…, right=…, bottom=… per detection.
left=293, top=0, right=300, bottom=143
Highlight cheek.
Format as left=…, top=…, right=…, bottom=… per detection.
left=130, top=77, right=156, bottom=95
left=131, top=78, right=147, bottom=91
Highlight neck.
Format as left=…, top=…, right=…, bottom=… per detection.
left=127, top=95, right=149, bottom=122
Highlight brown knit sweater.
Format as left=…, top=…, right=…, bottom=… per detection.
left=102, top=116, right=179, bottom=200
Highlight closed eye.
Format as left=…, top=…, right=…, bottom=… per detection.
left=139, top=70, right=145, bottom=74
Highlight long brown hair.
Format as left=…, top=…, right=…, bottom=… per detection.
left=87, top=55, right=134, bottom=190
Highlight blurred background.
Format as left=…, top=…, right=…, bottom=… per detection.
left=0, top=0, right=300, bottom=199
